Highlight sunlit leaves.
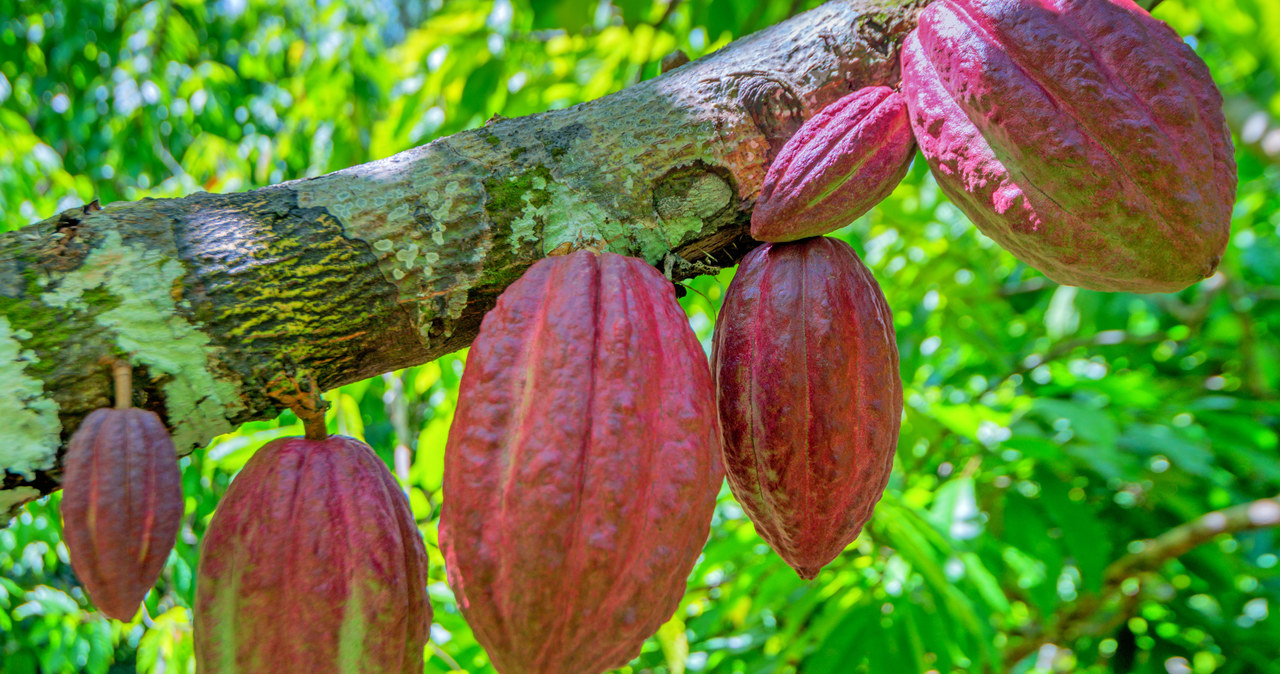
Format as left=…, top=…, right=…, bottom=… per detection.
left=3, top=0, right=1280, bottom=672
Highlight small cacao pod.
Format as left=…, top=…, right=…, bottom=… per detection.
left=61, top=407, right=184, bottom=621
left=194, top=435, right=431, bottom=674
left=441, top=249, right=722, bottom=674
left=901, top=0, right=1236, bottom=292
left=712, top=237, right=901, bottom=579
left=751, top=86, right=916, bottom=243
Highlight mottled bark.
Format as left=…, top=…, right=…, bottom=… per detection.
left=0, top=0, right=927, bottom=518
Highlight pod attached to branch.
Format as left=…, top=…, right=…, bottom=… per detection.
left=752, top=86, right=915, bottom=243
left=61, top=362, right=184, bottom=621
left=712, top=237, right=902, bottom=579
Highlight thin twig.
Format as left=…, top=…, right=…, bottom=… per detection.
left=654, top=0, right=683, bottom=30
left=429, top=642, right=464, bottom=671
left=1004, top=494, right=1280, bottom=667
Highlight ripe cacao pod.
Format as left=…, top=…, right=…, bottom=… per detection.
left=901, top=0, right=1236, bottom=293
left=61, top=408, right=184, bottom=621
left=440, top=249, right=722, bottom=674
left=194, top=435, right=431, bottom=674
left=712, top=237, right=901, bottom=579
left=751, top=86, right=916, bottom=243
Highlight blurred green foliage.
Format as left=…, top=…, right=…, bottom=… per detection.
left=2, top=0, right=1279, bottom=672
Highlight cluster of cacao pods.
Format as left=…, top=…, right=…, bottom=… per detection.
left=52, top=1, right=1235, bottom=672
left=431, top=241, right=903, bottom=672
left=722, top=0, right=1236, bottom=583
left=61, top=364, right=433, bottom=672
left=757, top=0, right=1234, bottom=293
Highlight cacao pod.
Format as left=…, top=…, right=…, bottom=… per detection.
left=61, top=407, right=184, bottom=621
left=194, top=435, right=432, bottom=674
left=751, top=86, right=916, bottom=243
left=901, top=0, right=1236, bottom=293
left=712, top=237, right=901, bottom=579
left=440, top=249, right=722, bottom=674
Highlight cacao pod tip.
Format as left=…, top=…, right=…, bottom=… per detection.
left=1203, top=254, right=1223, bottom=280
left=61, top=408, right=183, bottom=628
left=97, top=598, right=143, bottom=622
left=794, top=565, right=821, bottom=581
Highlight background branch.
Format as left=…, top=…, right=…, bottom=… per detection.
left=1004, top=494, right=1280, bottom=667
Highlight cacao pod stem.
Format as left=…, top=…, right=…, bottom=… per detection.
left=301, top=411, right=327, bottom=441
left=112, top=360, right=131, bottom=410
left=265, top=368, right=330, bottom=440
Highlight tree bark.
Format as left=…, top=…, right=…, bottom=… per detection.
left=0, top=0, right=928, bottom=518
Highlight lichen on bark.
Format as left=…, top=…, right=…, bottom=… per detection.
left=0, top=318, right=62, bottom=478
left=0, top=0, right=929, bottom=517
left=45, top=230, right=245, bottom=449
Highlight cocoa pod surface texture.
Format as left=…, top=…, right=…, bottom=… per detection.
left=194, top=435, right=432, bottom=674
left=61, top=408, right=184, bottom=621
left=712, top=237, right=901, bottom=579
left=901, top=0, right=1236, bottom=293
left=440, top=249, right=722, bottom=674
left=752, top=86, right=916, bottom=243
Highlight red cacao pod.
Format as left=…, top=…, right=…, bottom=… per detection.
left=194, top=435, right=431, bottom=674
left=712, top=237, right=901, bottom=579
left=61, top=408, right=183, bottom=621
left=901, top=0, right=1236, bottom=293
left=440, top=250, right=722, bottom=674
left=751, top=86, right=916, bottom=243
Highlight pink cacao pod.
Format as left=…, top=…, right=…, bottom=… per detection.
left=61, top=408, right=184, bottom=621
left=194, top=435, right=432, bottom=674
left=440, top=249, right=722, bottom=674
left=751, top=86, right=916, bottom=243
left=712, top=237, right=901, bottom=579
left=901, top=0, right=1236, bottom=293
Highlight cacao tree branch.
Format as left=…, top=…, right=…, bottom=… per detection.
left=1223, top=277, right=1273, bottom=399
left=1004, top=494, right=1280, bottom=668
left=0, top=0, right=930, bottom=519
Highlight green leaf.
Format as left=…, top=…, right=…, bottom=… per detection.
left=530, top=0, right=595, bottom=32
left=656, top=615, right=689, bottom=674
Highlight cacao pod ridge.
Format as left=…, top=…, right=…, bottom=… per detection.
left=712, top=237, right=902, bottom=579
left=61, top=408, right=184, bottom=621
left=900, top=0, right=1236, bottom=292
left=751, top=85, right=916, bottom=243
left=194, top=435, right=432, bottom=674
left=441, top=249, right=722, bottom=674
